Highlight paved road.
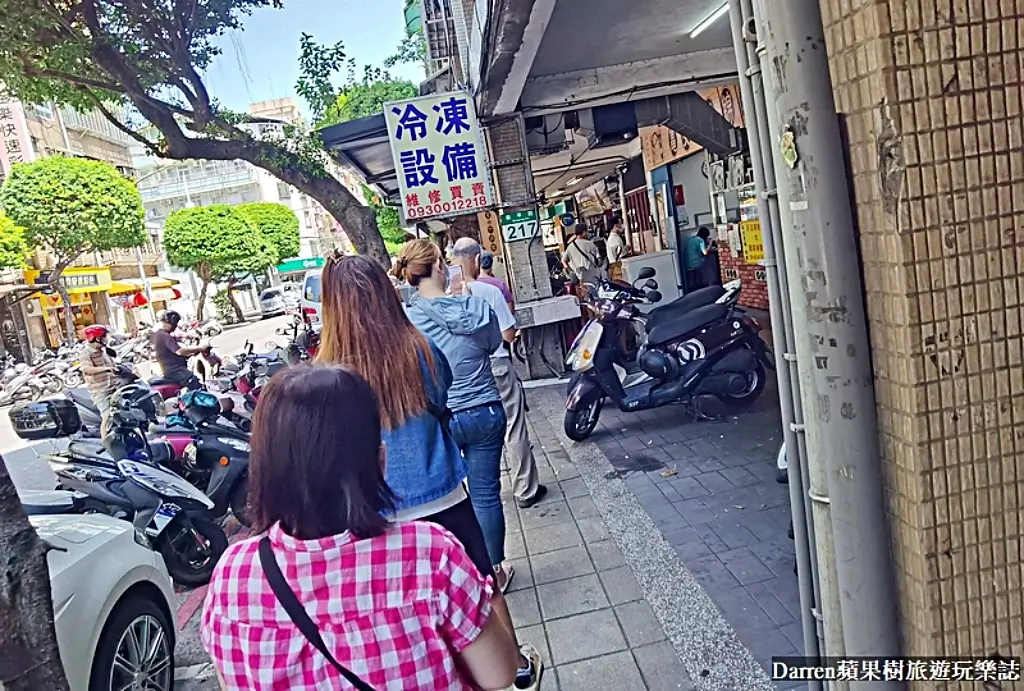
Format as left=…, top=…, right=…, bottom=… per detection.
left=0, top=315, right=290, bottom=690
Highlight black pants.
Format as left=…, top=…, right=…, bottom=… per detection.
left=162, top=368, right=202, bottom=391
left=422, top=496, right=493, bottom=581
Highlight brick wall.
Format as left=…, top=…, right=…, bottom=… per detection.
left=716, top=243, right=770, bottom=310
left=820, top=0, right=1024, bottom=674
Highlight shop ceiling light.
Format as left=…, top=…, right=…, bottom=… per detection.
left=551, top=189, right=565, bottom=196
left=567, top=176, right=583, bottom=186
left=690, top=2, right=728, bottom=38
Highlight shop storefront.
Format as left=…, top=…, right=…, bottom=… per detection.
left=22, top=267, right=114, bottom=348
left=109, top=277, right=182, bottom=333
left=275, top=256, right=325, bottom=283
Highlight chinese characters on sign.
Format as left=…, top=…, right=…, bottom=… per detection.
left=0, top=100, right=36, bottom=180
left=385, top=92, right=494, bottom=222
left=739, top=220, right=765, bottom=265
left=772, top=656, right=1022, bottom=683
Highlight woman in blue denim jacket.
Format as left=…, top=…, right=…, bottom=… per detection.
left=316, top=252, right=542, bottom=690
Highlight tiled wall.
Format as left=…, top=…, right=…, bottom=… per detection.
left=818, top=0, right=1024, bottom=677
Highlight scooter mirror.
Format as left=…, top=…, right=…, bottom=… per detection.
left=646, top=289, right=663, bottom=303
left=644, top=279, right=659, bottom=290
left=637, top=267, right=656, bottom=279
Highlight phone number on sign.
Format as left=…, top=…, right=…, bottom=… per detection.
left=407, top=196, right=488, bottom=219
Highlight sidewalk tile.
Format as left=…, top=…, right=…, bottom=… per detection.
left=556, top=651, right=645, bottom=691
left=546, top=609, right=628, bottom=664
left=566, top=494, right=599, bottom=519
left=505, top=587, right=542, bottom=627
left=558, top=477, right=590, bottom=499
left=505, top=558, right=534, bottom=593
left=598, top=565, right=644, bottom=605
left=519, top=500, right=573, bottom=530
left=525, top=522, right=583, bottom=555
left=530, top=545, right=595, bottom=584
left=614, top=601, right=667, bottom=647
left=537, top=574, right=609, bottom=619
left=576, top=516, right=609, bottom=542
left=516, top=624, right=551, bottom=672
left=632, top=642, right=697, bottom=691
left=586, top=539, right=626, bottom=570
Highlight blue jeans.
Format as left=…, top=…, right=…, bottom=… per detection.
left=450, top=402, right=507, bottom=567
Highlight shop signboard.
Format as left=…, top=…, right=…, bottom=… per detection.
left=384, top=91, right=495, bottom=223
left=740, top=220, right=765, bottom=265
left=276, top=257, right=325, bottom=274
left=500, top=209, right=540, bottom=243
left=0, top=99, right=36, bottom=180
left=24, top=267, right=113, bottom=294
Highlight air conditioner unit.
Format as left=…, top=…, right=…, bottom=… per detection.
left=727, top=155, right=747, bottom=190
left=709, top=160, right=727, bottom=194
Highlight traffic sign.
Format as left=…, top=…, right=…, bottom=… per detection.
left=500, top=209, right=540, bottom=243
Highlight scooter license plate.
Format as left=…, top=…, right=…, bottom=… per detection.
left=148, top=503, right=180, bottom=538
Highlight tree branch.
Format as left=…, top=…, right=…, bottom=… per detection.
left=79, top=89, right=162, bottom=155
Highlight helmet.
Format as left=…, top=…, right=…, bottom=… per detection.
left=83, top=325, right=110, bottom=343
left=180, top=389, right=222, bottom=425
left=158, top=310, right=181, bottom=328
left=111, top=383, right=163, bottom=426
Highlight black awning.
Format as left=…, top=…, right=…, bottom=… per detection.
left=318, top=114, right=400, bottom=202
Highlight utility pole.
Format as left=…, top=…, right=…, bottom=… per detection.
left=758, top=0, right=902, bottom=673
left=727, top=1, right=822, bottom=684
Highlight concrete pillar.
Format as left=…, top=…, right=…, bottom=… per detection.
left=484, top=116, right=552, bottom=303
left=818, top=0, right=1024, bottom=664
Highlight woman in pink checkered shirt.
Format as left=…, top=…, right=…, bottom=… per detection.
left=200, top=364, right=520, bottom=689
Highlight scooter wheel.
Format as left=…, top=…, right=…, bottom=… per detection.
left=157, top=516, right=228, bottom=587
left=714, top=362, right=767, bottom=409
left=229, top=475, right=252, bottom=528
left=564, top=398, right=603, bottom=442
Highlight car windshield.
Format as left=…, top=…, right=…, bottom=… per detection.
left=304, top=274, right=321, bottom=302
left=260, top=289, right=282, bottom=300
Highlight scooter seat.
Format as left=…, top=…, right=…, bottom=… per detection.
left=21, top=489, right=83, bottom=516
left=148, top=377, right=177, bottom=386
left=66, top=388, right=98, bottom=414
left=647, top=304, right=730, bottom=346
left=22, top=489, right=84, bottom=515
left=68, top=440, right=115, bottom=464
left=647, top=285, right=727, bottom=330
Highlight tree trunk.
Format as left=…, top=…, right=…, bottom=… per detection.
left=226, top=278, right=245, bottom=323
left=0, top=454, right=71, bottom=691
left=196, top=279, right=209, bottom=322
left=47, top=257, right=79, bottom=346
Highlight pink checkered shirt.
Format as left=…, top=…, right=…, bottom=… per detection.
left=201, top=520, right=493, bottom=690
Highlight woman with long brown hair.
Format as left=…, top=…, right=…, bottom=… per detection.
left=316, top=252, right=542, bottom=691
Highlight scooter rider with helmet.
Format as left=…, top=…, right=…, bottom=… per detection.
left=80, top=325, right=120, bottom=437
left=151, top=310, right=207, bottom=391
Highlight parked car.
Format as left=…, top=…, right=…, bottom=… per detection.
left=300, top=269, right=322, bottom=324
left=259, top=287, right=288, bottom=318
left=27, top=512, right=177, bottom=691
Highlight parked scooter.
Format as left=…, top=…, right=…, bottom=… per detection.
left=0, top=359, right=60, bottom=406
left=8, top=390, right=227, bottom=585
left=563, top=271, right=774, bottom=441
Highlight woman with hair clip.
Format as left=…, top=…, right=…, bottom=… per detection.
left=314, top=250, right=543, bottom=690
left=201, top=364, right=521, bottom=689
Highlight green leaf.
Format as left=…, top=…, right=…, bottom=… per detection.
left=163, top=205, right=274, bottom=278
left=0, top=157, right=145, bottom=264
left=0, top=212, right=29, bottom=269
left=235, top=202, right=301, bottom=264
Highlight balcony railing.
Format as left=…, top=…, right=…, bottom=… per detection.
left=29, top=242, right=164, bottom=272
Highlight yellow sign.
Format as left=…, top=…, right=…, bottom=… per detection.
left=740, top=220, right=765, bottom=265
left=23, top=266, right=113, bottom=294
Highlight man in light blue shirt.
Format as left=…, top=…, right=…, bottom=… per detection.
left=451, top=238, right=546, bottom=509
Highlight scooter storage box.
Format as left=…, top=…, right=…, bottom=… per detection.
left=8, top=398, right=82, bottom=440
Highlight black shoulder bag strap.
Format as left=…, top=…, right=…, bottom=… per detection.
left=258, top=538, right=376, bottom=691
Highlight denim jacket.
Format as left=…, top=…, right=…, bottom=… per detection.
left=381, top=340, right=466, bottom=511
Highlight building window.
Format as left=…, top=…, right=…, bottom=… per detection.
left=277, top=182, right=292, bottom=201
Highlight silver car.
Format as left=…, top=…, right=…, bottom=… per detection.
left=259, top=287, right=287, bottom=318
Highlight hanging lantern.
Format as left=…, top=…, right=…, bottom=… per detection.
left=171, top=287, right=183, bottom=300
left=132, top=292, right=149, bottom=307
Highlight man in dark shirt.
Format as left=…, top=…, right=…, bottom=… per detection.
left=151, top=310, right=207, bottom=390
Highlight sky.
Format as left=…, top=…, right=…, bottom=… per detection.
left=203, top=0, right=424, bottom=116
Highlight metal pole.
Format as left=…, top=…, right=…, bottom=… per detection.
left=750, top=1, right=842, bottom=674
left=727, top=0, right=822, bottom=679
left=758, top=0, right=902, bottom=669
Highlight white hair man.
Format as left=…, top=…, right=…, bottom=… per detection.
left=450, top=237, right=546, bottom=508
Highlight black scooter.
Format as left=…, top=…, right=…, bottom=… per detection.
left=9, top=396, right=228, bottom=586
left=563, top=272, right=773, bottom=441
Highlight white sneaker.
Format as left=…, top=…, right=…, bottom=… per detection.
left=512, top=643, right=543, bottom=690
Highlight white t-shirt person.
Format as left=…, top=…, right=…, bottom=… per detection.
left=468, top=281, right=516, bottom=360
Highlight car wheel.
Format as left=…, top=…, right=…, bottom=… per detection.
left=88, top=595, right=174, bottom=691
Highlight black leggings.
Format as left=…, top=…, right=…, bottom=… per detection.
left=422, top=497, right=493, bottom=582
